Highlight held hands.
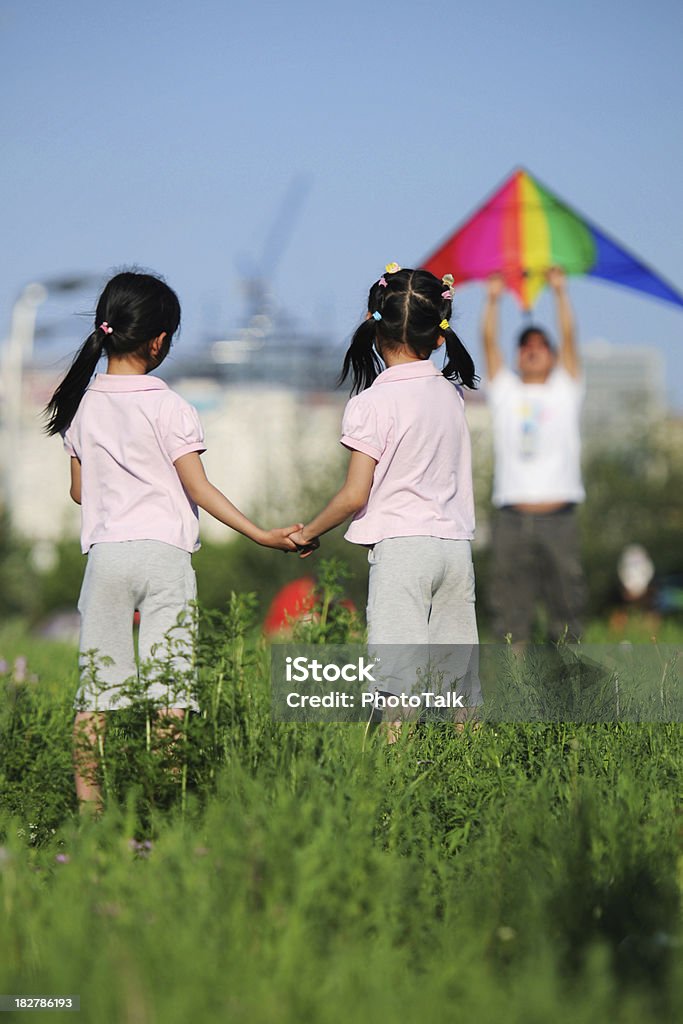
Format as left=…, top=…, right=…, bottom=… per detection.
left=254, top=523, right=320, bottom=555
left=260, top=524, right=306, bottom=552
left=288, top=527, right=321, bottom=559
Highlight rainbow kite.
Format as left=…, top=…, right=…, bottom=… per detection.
left=422, top=167, right=683, bottom=311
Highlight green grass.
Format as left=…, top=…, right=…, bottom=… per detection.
left=0, top=600, right=681, bottom=1023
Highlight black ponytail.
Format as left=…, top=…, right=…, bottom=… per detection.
left=44, top=331, right=105, bottom=436
left=338, top=318, right=383, bottom=395
left=338, top=279, right=385, bottom=395
left=339, top=269, right=478, bottom=395
left=442, top=328, right=478, bottom=389
left=44, top=270, right=181, bottom=436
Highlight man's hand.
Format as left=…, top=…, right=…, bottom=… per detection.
left=486, top=273, right=505, bottom=300
left=547, top=265, right=567, bottom=293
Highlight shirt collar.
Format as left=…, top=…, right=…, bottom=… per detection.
left=373, top=360, right=442, bottom=385
left=88, top=373, right=169, bottom=393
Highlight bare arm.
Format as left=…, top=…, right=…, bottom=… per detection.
left=174, top=451, right=300, bottom=551
left=481, top=274, right=505, bottom=380
left=70, top=457, right=82, bottom=504
left=289, top=450, right=376, bottom=556
left=548, top=266, right=580, bottom=378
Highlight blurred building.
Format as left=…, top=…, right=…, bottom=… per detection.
left=581, top=339, right=666, bottom=444
left=168, top=318, right=343, bottom=393
left=0, top=334, right=672, bottom=546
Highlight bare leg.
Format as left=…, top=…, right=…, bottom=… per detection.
left=380, top=720, right=403, bottom=745
left=157, top=707, right=186, bottom=724
left=452, top=705, right=482, bottom=733
left=155, top=707, right=187, bottom=773
left=73, top=711, right=105, bottom=813
left=156, top=707, right=186, bottom=742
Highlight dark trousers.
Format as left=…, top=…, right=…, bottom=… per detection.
left=490, top=505, right=586, bottom=642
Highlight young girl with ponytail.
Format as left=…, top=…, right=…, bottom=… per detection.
left=46, top=270, right=300, bottom=808
left=290, top=266, right=479, bottom=730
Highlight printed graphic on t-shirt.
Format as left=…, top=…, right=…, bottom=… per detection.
left=518, top=398, right=545, bottom=459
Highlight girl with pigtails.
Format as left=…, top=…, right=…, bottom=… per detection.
left=46, top=270, right=300, bottom=809
left=290, top=266, right=480, bottom=734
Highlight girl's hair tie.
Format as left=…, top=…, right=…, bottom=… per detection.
left=372, top=311, right=382, bottom=321
left=439, top=319, right=450, bottom=331
left=441, top=273, right=455, bottom=300
left=378, top=276, right=388, bottom=288
left=385, top=262, right=401, bottom=274
left=99, top=322, right=114, bottom=334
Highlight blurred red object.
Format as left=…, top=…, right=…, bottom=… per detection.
left=264, top=578, right=317, bottom=636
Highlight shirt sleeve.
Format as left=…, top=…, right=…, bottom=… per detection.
left=62, top=427, right=77, bottom=458
left=340, top=393, right=383, bottom=460
left=161, top=396, right=206, bottom=463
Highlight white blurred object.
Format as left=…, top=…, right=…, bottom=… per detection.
left=30, top=539, right=58, bottom=573
left=617, top=544, right=655, bottom=599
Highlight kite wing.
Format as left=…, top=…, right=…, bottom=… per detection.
left=422, top=167, right=683, bottom=312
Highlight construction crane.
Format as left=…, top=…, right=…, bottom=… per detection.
left=238, top=174, right=312, bottom=323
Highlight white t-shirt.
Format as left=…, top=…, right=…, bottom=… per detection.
left=487, top=366, right=585, bottom=507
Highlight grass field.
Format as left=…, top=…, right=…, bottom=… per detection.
left=0, top=596, right=681, bottom=1023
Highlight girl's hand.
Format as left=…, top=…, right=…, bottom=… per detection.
left=288, top=528, right=321, bottom=558
left=260, top=524, right=305, bottom=552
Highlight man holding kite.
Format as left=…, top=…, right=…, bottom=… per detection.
left=481, top=267, right=586, bottom=642
left=422, top=167, right=683, bottom=639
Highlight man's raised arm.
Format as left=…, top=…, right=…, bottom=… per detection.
left=548, top=266, right=580, bottom=379
left=481, top=274, right=506, bottom=380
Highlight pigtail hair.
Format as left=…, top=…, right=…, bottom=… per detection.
left=44, top=331, right=104, bottom=436
left=442, top=328, right=479, bottom=390
left=338, top=319, right=383, bottom=395
left=44, top=269, right=182, bottom=437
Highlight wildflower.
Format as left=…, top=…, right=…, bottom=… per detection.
left=128, top=838, right=153, bottom=858
left=13, top=656, right=28, bottom=683
left=55, top=853, right=70, bottom=864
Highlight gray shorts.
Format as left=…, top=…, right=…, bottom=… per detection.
left=366, top=537, right=478, bottom=645
left=366, top=537, right=480, bottom=702
left=76, top=541, right=198, bottom=712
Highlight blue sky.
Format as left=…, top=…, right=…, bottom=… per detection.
left=2, top=0, right=683, bottom=405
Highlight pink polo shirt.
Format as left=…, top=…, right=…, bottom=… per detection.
left=341, top=361, right=475, bottom=545
left=63, top=374, right=206, bottom=554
